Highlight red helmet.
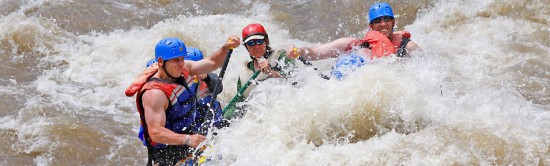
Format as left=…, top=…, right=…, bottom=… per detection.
left=242, top=23, right=268, bottom=43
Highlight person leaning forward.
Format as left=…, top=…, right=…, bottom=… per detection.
left=287, top=2, right=420, bottom=60
left=242, top=23, right=296, bottom=82
left=237, top=23, right=297, bottom=96
left=125, top=36, right=240, bottom=166
left=221, top=23, right=298, bottom=119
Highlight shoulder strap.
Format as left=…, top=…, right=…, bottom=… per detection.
left=173, top=77, right=192, bottom=93
left=396, top=37, right=410, bottom=58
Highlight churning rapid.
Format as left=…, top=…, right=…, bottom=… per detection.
left=0, top=0, right=549, bottom=165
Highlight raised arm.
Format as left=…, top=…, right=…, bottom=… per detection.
left=287, top=37, right=357, bottom=61
left=186, top=35, right=241, bottom=75
left=406, top=40, right=421, bottom=56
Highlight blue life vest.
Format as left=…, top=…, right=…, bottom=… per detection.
left=137, top=77, right=200, bottom=148
left=196, top=96, right=224, bottom=128
left=137, top=78, right=225, bottom=147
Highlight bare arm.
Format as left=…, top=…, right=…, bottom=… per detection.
left=406, top=40, right=421, bottom=55
left=287, top=37, right=357, bottom=61
left=186, top=35, right=241, bottom=75
left=142, top=89, right=205, bottom=147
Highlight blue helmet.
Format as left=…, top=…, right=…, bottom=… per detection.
left=331, top=54, right=366, bottom=79
left=145, top=59, right=156, bottom=68
left=368, top=2, right=394, bottom=24
left=155, top=38, right=187, bottom=61
left=185, top=47, right=204, bottom=61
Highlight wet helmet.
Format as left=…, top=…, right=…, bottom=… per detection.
left=145, top=59, right=156, bottom=68
left=155, top=38, right=187, bottom=61
left=185, top=47, right=204, bottom=61
left=242, top=23, right=268, bottom=43
left=331, top=54, right=366, bottom=80
left=368, top=2, right=394, bottom=24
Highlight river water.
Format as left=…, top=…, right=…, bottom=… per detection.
left=0, top=0, right=549, bottom=165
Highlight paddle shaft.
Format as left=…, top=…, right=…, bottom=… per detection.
left=201, top=49, right=232, bottom=134
left=207, top=49, right=232, bottom=112
left=298, top=56, right=317, bottom=70
left=222, top=71, right=261, bottom=116
left=298, top=56, right=330, bottom=80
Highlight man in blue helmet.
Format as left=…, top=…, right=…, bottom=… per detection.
left=126, top=36, right=240, bottom=166
left=145, top=47, right=223, bottom=97
left=286, top=2, right=420, bottom=61
left=137, top=46, right=227, bottom=145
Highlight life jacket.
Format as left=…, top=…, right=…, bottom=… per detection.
left=126, top=65, right=227, bottom=165
left=198, top=73, right=224, bottom=98
left=137, top=71, right=200, bottom=148
left=195, top=78, right=210, bottom=99
left=125, top=64, right=160, bottom=97
left=125, top=65, right=207, bottom=99
left=344, top=30, right=411, bottom=58
left=139, top=77, right=201, bottom=165
left=192, top=75, right=225, bottom=130
left=127, top=65, right=225, bottom=146
left=392, top=31, right=411, bottom=57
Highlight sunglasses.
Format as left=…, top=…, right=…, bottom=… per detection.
left=245, top=39, right=265, bottom=46
left=372, top=16, right=393, bottom=24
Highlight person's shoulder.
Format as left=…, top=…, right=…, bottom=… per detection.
left=141, top=89, right=167, bottom=103
left=143, top=88, right=164, bottom=95
left=141, top=88, right=170, bottom=111
left=393, top=31, right=411, bottom=38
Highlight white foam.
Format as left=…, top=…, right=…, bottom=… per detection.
left=3, top=0, right=549, bottom=164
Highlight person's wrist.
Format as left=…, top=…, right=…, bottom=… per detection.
left=202, top=74, right=210, bottom=82
left=184, top=134, right=189, bottom=145
left=303, top=48, right=310, bottom=57
left=262, top=68, right=271, bottom=74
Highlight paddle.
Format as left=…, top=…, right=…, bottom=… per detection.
left=222, top=70, right=261, bottom=119
left=294, top=48, right=330, bottom=80
left=199, top=48, right=233, bottom=135
left=187, top=47, right=234, bottom=164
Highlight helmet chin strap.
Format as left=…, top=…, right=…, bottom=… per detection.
left=161, top=62, right=180, bottom=80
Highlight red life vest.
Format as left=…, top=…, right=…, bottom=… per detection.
left=126, top=65, right=227, bottom=165
left=126, top=65, right=201, bottom=147
left=125, top=65, right=209, bottom=99
left=195, top=79, right=209, bottom=99
left=344, top=30, right=411, bottom=59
